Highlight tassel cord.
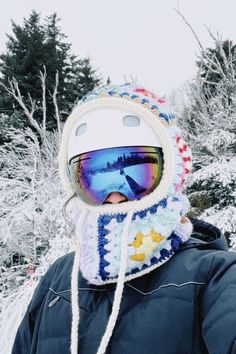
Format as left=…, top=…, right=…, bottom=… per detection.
left=70, top=210, right=87, bottom=354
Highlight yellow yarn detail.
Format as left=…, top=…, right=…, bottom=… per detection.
left=130, top=232, right=144, bottom=248
left=150, top=230, right=165, bottom=243
left=130, top=229, right=165, bottom=262
left=130, top=253, right=146, bottom=262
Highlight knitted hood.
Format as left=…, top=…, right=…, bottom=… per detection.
left=58, top=83, right=193, bottom=354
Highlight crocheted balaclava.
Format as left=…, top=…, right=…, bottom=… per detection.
left=59, top=83, right=193, bottom=354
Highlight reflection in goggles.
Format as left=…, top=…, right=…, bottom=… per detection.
left=69, top=146, right=163, bottom=205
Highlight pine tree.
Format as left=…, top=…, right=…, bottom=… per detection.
left=0, top=11, right=101, bottom=137
left=0, top=12, right=46, bottom=140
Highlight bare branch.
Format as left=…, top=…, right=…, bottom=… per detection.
left=129, top=74, right=137, bottom=83
left=201, top=58, right=222, bottom=75
left=52, top=71, right=61, bottom=140
left=174, top=8, right=225, bottom=78
left=174, top=7, right=205, bottom=53
left=39, top=66, right=47, bottom=132
left=123, top=75, right=128, bottom=83
left=199, top=78, right=218, bottom=86
left=0, top=79, right=43, bottom=137
left=205, top=27, right=229, bottom=72
left=27, top=93, right=36, bottom=115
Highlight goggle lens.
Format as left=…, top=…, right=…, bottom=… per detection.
left=69, top=146, right=163, bottom=205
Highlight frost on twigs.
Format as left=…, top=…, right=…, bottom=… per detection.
left=172, top=10, right=236, bottom=248
left=0, top=73, right=75, bottom=353
left=0, top=126, right=75, bottom=353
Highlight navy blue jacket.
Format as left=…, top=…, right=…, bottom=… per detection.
left=12, top=219, right=236, bottom=354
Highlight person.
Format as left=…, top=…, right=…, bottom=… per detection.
left=12, top=83, right=236, bottom=354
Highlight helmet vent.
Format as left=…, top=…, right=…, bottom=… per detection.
left=122, top=115, right=140, bottom=127
left=75, top=123, right=87, bottom=136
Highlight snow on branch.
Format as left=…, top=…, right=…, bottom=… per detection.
left=0, top=79, right=43, bottom=137
left=39, top=65, right=47, bottom=132
left=0, top=67, right=63, bottom=144
left=174, top=6, right=226, bottom=80
left=52, top=71, right=62, bottom=140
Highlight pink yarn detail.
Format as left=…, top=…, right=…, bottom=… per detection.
left=174, top=134, right=192, bottom=192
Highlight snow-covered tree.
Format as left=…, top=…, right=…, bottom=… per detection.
left=171, top=13, right=236, bottom=247
left=0, top=72, right=76, bottom=353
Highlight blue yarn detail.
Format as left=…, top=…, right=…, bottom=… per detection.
left=99, top=215, right=113, bottom=225
left=141, top=98, right=149, bottom=104
left=131, top=268, right=140, bottom=274
left=142, top=264, right=149, bottom=270
left=159, top=199, right=168, bottom=208
left=99, top=228, right=110, bottom=237
left=100, top=258, right=110, bottom=268
left=116, top=214, right=127, bottom=223
left=100, top=247, right=109, bottom=256
left=98, top=215, right=112, bottom=280
left=150, top=205, right=158, bottom=214
left=100, top=270, right=110, bottom=281
left=159, top=112, right=170, bottom=122
left=108, top=90, right=115, bottom=96
left=160, top=248, right=171, bottom=260
left=97, top=213, right=127, bottom=280
left=159, top=112, right=176, bottom=122
left=150, top=256, right=158, bottom=265
left=99, top=237, right=109, bottom=246
left=136, top=210, right=147, bottom=219
left=131, top=94, right=139, bottom=99
left=120, top=92, right=129, bottom=97
left=132, top=198, right=168, bottom=220
left=151, top=104, right=158, bottom=110
left=171, top=233, right=183, bottom=252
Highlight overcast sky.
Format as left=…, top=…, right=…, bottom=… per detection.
left=1, top=0, right=236, bottom=95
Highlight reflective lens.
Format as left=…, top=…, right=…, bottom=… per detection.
left=68, top=146, right=163, bottom=205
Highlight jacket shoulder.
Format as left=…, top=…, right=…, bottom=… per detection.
left=186, top=217, right=228, bottom=251
left=37, top=252, right=75, bottom=295
left=44, top=251, right=76, bottom=290
left=48, top=251, right=75, bottom=274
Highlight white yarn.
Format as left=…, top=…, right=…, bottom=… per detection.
left=70, top=210, right=87, bottom=354
left=58, top=92, right=192, bottom=352
left=96, top=210, right=133, bottom=354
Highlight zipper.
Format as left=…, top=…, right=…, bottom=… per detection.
left=48, top=295, right=61, bottom=308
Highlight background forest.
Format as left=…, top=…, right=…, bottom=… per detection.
left=0, top=11, right=235, bottom=353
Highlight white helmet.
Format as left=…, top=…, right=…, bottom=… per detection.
left=67, top=107, right=161, bottom=162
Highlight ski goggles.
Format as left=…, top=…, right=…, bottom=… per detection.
left=68, top=146, right=163, bottom=205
